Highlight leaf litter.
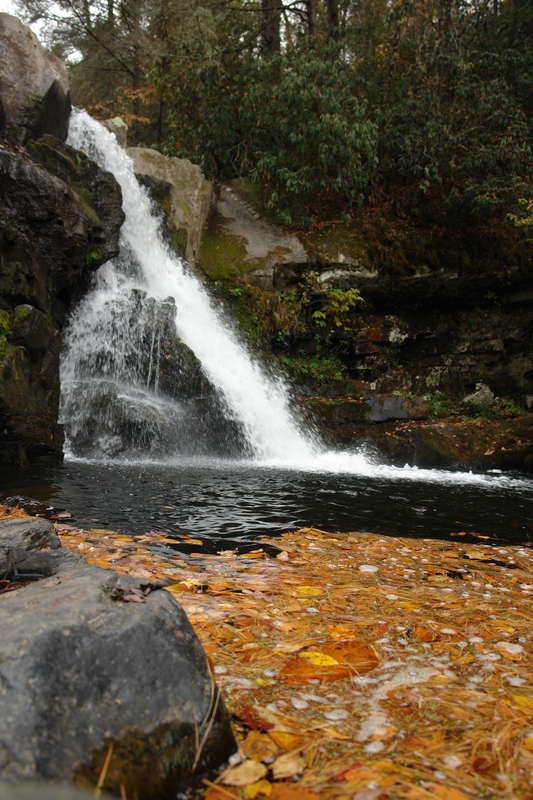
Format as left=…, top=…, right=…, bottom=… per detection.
left=2, top=503, right=533, bottom=799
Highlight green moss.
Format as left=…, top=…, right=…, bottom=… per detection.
left=199, top=227, right=265, bottom=281
left=85, top=245, right=104, bottom=268
left=306, top=222, right=372, bottom=268
left=0, top=310, right=12, bottom=338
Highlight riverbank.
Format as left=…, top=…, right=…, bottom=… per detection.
left=299, top=405, right=533, bottom=472
left=2, top=505, right=532, bottom=799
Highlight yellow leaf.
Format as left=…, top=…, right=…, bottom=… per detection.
left=513, top=694, right=533, bottom=712
left=299, top=651, right=339, bottom=667
left=295, top=586, right=323, bottom=596
left=245, top=780, right=272, bottom=799
left=523, top=734, right=533, bottom=752
left=268, top=731, right=307, bottom=751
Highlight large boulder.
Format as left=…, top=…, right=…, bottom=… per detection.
left=0, top=518, right=237, bottom=797
left=0, top=305, right=64, bottom=464
left=0, top=139, right=124, bottom=322
left=0, top=14, right=71, bottom=144
left=127, top=148, right=212, bottom=266
left=0, top=137, right=125, bottom=465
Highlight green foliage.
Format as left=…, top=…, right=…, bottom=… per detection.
left=248, top=44, right=378, bottom=227
left=429, top=391, right=455, bottom=418
left=276, top=354, right=349, bottom=390
left=312, top=288, right=364, bottom=329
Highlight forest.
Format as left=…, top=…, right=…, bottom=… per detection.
left=14, top=0, right=533, bottom=243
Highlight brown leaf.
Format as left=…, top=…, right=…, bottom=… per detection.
left=271, top=752, right=305, bottom=780
left=242, top=731, right=278, bottom=762
left=222, top=760, right=268, bottom=787
left=429, top=785, right=471, bottom=800
left=270, top=784, right=319, bottom=800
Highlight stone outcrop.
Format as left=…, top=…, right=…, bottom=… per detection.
left=103, top=117, right=128, bottom=149
left=0, top=14, right=71, bottom=144
left=0, top=17, right=125, bottom=466
left=0, top=138, right=124, bottom=465
left=200, top=181, right=307, bottom=285
left=127, top=147, right=212, bottom=265
left=0, top=518, right=237, bottom=797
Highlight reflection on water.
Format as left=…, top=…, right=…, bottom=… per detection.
left=1, top=460, right=532, bottom=553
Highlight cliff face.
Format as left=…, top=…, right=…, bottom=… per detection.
left=195, top=178, right=533, bottom=469
left=0, top=16, right=124, bottom=466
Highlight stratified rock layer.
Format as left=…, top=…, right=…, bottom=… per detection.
left=0, top=519, right=237, bottom=798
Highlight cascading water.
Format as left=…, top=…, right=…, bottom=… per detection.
left=63, top=109, right=321, bottom=464
left=61, top=110, right=531, bottom=490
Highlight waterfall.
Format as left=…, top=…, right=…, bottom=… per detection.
left=61, top=110, right=531, bottom=489
left=63, top=110, right=321, bottom=463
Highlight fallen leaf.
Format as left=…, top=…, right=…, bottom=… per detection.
left=242, top=731, right=278, bottom=762
left=465, top=551, right=493, bottom=561
left=429, top=784, right=471, bottom=800
left=415, top=625, right=439, bottom=642
left=222, top=760, right=268, bottom=787
left=329, top=624, right=358, bottom=639
left=270, top=785, right=318, bottom=800
left=271, top=752, right=305, bottom=780
left=280, top=640, right=378, bottom=684
left=513, top=694, right=533, bottom=712
left=299, top=651, right=339, bottom=667
left=244, top=779, right=272, bottom=798
left=499, top=642, right=524, bottom=661
left=268, top=731, right=307, bottom=751
left=295, top=586, right=323, bottom=597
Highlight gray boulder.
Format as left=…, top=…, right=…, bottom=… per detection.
left=0, top=14, right=71, bottom=144
left=103, top=117, right=128, bottom=149
left=127, top=147, right=212, bottom=266
left=0, top=519, right=237, bottom=798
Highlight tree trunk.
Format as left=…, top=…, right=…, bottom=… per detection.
left=262, top=0, right=281, bottom=53
left=327, top=0, right=339, bottom=38
left=307, top=0, right=317, bottom=37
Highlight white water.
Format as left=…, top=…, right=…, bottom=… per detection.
left=63, top=110, right=531, bottom=490
left=65, top=110, right=318, bottom=462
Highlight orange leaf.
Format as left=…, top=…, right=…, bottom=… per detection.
left=270, top=785, right=318, bottom=800
left=429, top=785, right=471, bottom=800
left=280, top=640, right=378, bottom=685
left=242, top=731, right=278, bottom=762
left=268, top=731, right=307, bottom=751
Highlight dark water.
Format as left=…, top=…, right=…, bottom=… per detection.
left=1, top=459, right=532, bottom=552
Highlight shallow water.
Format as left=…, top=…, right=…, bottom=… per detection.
left=2, top=459, right=532, bottom=552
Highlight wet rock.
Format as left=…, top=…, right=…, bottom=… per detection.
left=0, top=518, right=237, bottom=797
left=364, top=395, right=430, bottom=423
left=136, top=174, right=188, bottom=260
left=127, top=147, right=212, bottom=266
left=0, top=14, right=71, bottom=144
left=0, top=305, right=64, bottom=464
left=463, top=383, right=495, bottom=407
left=103, top=117, right=128, bottom=149
left=0, top=143, right=123, bottom=322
